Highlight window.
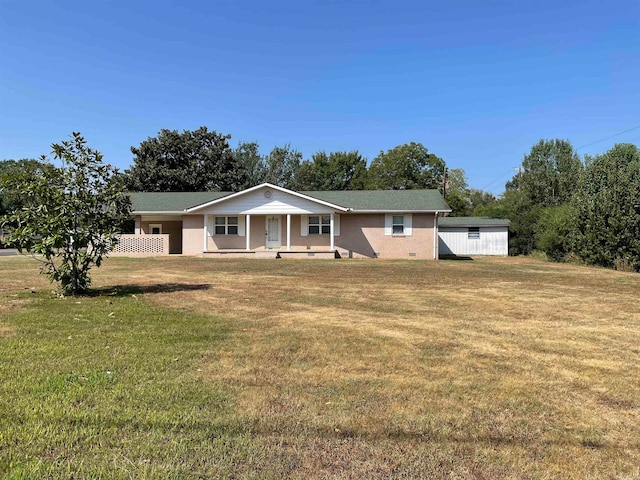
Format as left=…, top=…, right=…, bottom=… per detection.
left=308, top=215, right=330, bottom=235
left=392, top=215, right=405, bottom=235
left=149, top=224, right=162, bottom=235
left=384, top=214, right=412, bottom=236
left=300, top=214, right=340, bottom=237
left=468, top=227, right=480, bottom=239
left=214, top=216, right=238, bottom=235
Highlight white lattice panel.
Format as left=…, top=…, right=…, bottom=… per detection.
left=112, top=235, right=169, bottom=256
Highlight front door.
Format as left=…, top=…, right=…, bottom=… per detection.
left=266, top=216, right=281, bottom=249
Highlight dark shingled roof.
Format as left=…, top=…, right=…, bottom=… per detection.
left=128, top=192, right=230, bottom=212
left=302, top=190, right=450, bottom=212
left=129, top=189, right=451, bottom=213
left=439, top=216, right=510, bottom=227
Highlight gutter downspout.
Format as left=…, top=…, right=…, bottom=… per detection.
left=433, top=211, right=438, bottom=260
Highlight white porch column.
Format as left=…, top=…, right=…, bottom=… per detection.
left=286, top=214, right=291, bottom=251
left=246, top=214, right=251, bottom=251
left=203, top=214, right=209, bottom=252
left=330, top=212, right=335, bottom=251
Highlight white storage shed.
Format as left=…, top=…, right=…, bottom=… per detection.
left=438, top=217, right=510, bottom=257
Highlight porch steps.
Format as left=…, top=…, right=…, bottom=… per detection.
left=276, top=250, right=339, bottom=259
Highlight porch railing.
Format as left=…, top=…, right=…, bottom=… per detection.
left=111, top=234, right=169, bottom=256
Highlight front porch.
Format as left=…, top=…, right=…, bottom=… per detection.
left=202, top=247, right=339, bottom=259
left=200, top=213, right=341, bottom=254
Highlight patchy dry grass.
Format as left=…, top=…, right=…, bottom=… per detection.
left=1, top=254, right=639, bottom=478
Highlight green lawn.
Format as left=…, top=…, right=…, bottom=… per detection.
left=1, top=255, right=639, bottom=479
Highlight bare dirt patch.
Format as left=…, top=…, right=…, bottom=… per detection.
left=0, top=323, right=15, bottom=337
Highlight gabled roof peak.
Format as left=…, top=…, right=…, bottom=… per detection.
left=185, top=183, right=349, bottom=213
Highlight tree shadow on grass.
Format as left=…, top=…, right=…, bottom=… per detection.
left=88, top=283, right=214, bottom=297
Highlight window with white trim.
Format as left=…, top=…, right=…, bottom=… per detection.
left=468, top=227, right=480, bottom=239
left=384, top=213, right=412, bottom=236
left=392, top=215, right=405, bottom=235
left=214, top=216, right=238, bottom=235
left=308, top=215, right=330, bottom=235
left=149, top=224, right=162, bottom=235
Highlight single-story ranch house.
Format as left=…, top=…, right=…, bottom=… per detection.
left=116, top=183, right=453, bottom=259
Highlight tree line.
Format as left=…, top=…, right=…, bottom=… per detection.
left=119, top=127, right=496, bottom=215
left=122, top=127, right=448, bottom=193
left=477, top=139, right=640, bottom=271
left=1, top=127, right=495, bottom=218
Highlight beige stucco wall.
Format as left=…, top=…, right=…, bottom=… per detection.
left=208, top=232, right=245, bottom=250
left=182, top=215, right=204, bottom=255
left=181, top=213, right=437, bottom=259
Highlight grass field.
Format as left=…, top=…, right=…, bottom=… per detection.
left=1, top=255, right=639, bottom=479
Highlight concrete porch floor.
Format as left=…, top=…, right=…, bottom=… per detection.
left=202, top=249, right=339, bottom=259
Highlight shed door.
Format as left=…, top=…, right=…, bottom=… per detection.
left=266, top=216, right=281, bottom=249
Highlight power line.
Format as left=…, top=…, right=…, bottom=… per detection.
left=475, top=124, right=640, bottom=193
left=576, top=124, right=640, bottom=150
left=478, top=168, right=516, bottom=192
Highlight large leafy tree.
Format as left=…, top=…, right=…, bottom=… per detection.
left=366, top=142, right=445, bottom=190
left=264, top=144, right=302, bottom=189
left=233, top=141, right=266, bottom=189
left=468, top=189, right=497, bottom=214
left=295, top=150, right=367, bottom=191
left=518, top=139, right=583, bottom=207
left=0, top=159, right=43, bottom=216
left=125, top=127, right=239, bottom=192
left=504, top=139, right=583, bottom=255
left=444, top=168, right=472, bottom=216
left=535, top=203, right=576, bottom=262
left=441, top=168, right=497, bottom=217
left=574, top=143, right=640, bottom=270
left=474, top=190, right=518, bottom=219
left=1, top=133, right=131, bottom=294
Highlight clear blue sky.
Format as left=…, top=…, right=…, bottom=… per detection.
left=1, top=0, right=638, bottom=193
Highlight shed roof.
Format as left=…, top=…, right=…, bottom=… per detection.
left=129, top=187, right=451, bottom=213
left=439, top=216, right=511, bottom=227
